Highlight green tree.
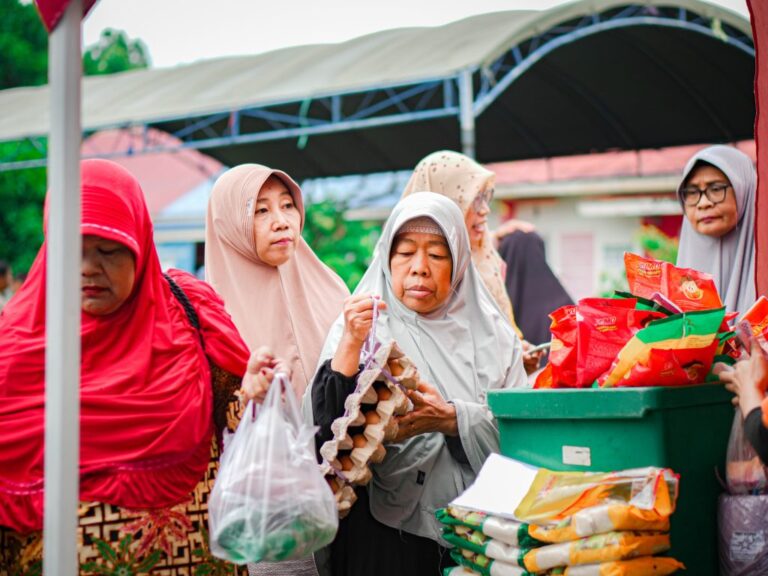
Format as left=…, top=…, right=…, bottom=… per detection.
left=0, top=0, right=48, bottom=273
left=0, top=1, right=151, bottom=274
left=636, top=224, right=679, bottom=264
left=0, top=0, right=48, bottom=88
left=0, top=142, right=47, bottom=273
left=302, top=200, right=380, bottom=290
left=83, top=28, right=151, bottom=76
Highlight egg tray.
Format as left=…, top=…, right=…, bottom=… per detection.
left=320, top=340, right=420, bottom=517
left=322, top=461, right=358, bottom=519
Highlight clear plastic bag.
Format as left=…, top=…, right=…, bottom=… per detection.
left=208, top=373, right=338, bottom=564
left=718, top=493, right=768, bottom=575
left=725, top=408, right=767, bottom=495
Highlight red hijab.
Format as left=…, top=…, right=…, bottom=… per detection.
left=0, top=159, right=249, bottom=533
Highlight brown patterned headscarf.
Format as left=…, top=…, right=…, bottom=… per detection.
left=402, top=150, right=522, bottom=336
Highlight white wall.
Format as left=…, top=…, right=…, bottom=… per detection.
left=506, top=198, right=643, bottom=300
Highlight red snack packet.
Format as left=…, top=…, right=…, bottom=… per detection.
left=533, top=363, right=554, bottom=389
left=599, top=308, right=725, bottom=388
left=612, top=343, right=719, bottom=387
left=625, top=252, right=722, bottom=312
left=741, top=296, right=768, bottom=338
left=548, top=305, right=578, bottom=388
left=575, top=298, right=665, bottom=387
left=717, top=311, right=741, bottom=359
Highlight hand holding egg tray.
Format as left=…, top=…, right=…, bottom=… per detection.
left=320, top=339, right=421, bottom=517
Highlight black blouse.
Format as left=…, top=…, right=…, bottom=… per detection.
left=309, top=359, right=452, bottom=576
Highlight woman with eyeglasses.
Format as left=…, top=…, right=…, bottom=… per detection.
left=676, top=145, right=757, bottom=313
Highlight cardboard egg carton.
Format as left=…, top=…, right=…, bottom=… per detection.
left=320, top=340, right=421, bottom=515
left=322, top=462, right=358, bottom=519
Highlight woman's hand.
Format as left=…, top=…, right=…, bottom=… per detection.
left=492, top=219, right=536, bottom=247
left=341, top=294, right=386, bottom=344
left=521, top=340, right=544, bottom=375
left=240, top=346, right=287, bottom=404
left=719, top=340, right=768, bottom=415
left=332, top=294, right=387, bottom=376
left=394, top=381, right=458, bottom=442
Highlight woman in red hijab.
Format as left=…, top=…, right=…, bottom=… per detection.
left=0, top=160, right=277, bottom=574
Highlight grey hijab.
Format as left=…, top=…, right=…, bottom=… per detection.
left=676, top=145, right=756, bottom=313
left=306, top=191, right=526, bottom=541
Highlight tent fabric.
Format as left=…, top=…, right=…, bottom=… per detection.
left=0, top=0, right=752, bottom=144
left=748, top=0, right=767, bottom=296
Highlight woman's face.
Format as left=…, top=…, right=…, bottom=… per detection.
left=465, top=184, right=492, bottom=251
left=253, top=176, right=301, bottom=267
left=682, top=164, right=739, bottom=238
left=81, top=235, right=136, bottom=316
left=390, top=231, right=453, bottom=314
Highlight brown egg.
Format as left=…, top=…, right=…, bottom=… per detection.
left=353, top=434, right=368, bottom=449
left=365, top=411, right=381, bottom=425
left=388, top=359, right=404, bottom=376
left=339, top=455, right=354, bottom=471
left=376, top=386, right=393, bottom=401
left=326, top=476, right=341, bottom=493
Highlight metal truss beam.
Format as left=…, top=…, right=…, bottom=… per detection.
left=473, top=5, right=754, bottom=117
left=0, top=3, right=754, bottom=173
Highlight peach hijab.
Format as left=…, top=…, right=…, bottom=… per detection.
left=402, top=150, right=520, bottom=334
left=205, top=164, right=349, bottom=396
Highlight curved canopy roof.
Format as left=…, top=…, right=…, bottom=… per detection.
left=0, top=0, right=755, bottom=179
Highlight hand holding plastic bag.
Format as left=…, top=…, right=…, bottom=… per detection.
left=209, top=373, right=338, bottom=564
left=725, top=408, right=767, bottom=495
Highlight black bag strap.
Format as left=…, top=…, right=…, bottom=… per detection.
left=163, top=273, right=203, bottom=346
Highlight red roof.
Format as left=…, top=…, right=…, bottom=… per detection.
left=487, top=140, right=756, bottom=186
left=81, top=128, right=222, bottom=215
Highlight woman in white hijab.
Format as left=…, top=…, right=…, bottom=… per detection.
left=306, top=192, right=527, bottom=576
left=676, top=145, right=757, bottom=313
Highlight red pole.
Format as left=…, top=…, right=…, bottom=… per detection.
left=749, top=0, right=768, bottom=296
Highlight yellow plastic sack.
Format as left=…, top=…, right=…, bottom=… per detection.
left=523, top=531, right=670, bottom=572
left=528, top=504, right=670, bottom=543
left=450, top=550, right=683, bottom=576
left=515, top=467, right=677, bottom=524
left=561, top=556, right=684, bottom=576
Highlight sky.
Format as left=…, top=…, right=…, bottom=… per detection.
left=81, top=0, right=751, bottom=69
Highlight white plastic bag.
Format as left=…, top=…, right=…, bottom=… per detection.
left=719, top=493, right=768, bottom=575
left=726, top=408, right=768, bottom=495
left=208, top=373, right=338, bottom=564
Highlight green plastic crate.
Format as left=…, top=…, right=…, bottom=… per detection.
left=488, top=384, right=733, bottom=576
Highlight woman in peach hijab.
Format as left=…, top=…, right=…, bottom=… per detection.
left=206, top=164, right=349, bottom=399
left=402, top=151, right=546, bottom=374
left=402, top=150, right=519, bottom=332
left=205, top=164, right=349, bottom=576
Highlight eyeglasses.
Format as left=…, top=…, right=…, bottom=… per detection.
left=679, top=183, right=730, bottom=207
left=472, top=187, right=494, bottom=212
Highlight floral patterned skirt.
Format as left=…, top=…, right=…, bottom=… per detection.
left=1, top=367, right=248, bottom=576
left=0, top=435, right=248, bottom=576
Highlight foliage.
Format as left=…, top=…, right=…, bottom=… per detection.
left=636, top=224, right=679, bottom=264
left=0, top=1, right=151, bottom=274
left=302, top=200, right=381, bottom=290
left=598, top=269, right=628, bottom=298
left=0, top=142, right=47, bottom=273
left=0, top=0, right=48, bottom=273
left=597, top=225, right=679, bottom=297
left=0, top=0, right=48, bottom=88
left=83, top=28, right=151, bottom=76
